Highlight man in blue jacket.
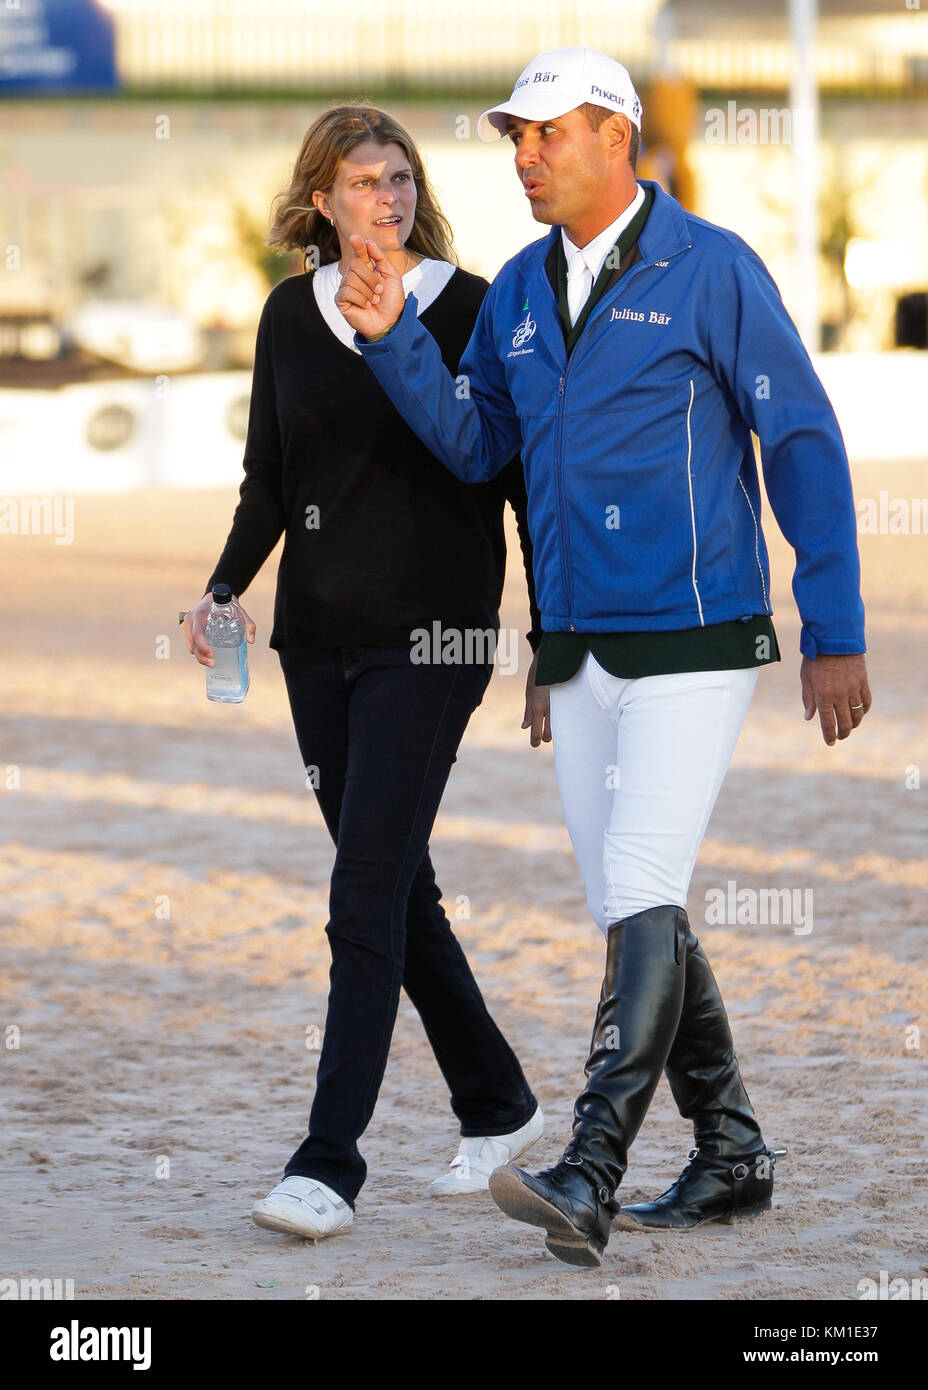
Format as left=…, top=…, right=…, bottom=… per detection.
left=336, top=46, right=871, bottom=1268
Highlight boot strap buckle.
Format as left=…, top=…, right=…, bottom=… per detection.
left=730, top=1161, right=751, bottom=1180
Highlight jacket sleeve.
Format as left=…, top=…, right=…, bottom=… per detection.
left=203, top=297, right=286, bottom=600
left=704, top=250, right=865, bottom=660
left=354, top=281, right=522, bottom=484
left=497, top=455, right=542, bottom=653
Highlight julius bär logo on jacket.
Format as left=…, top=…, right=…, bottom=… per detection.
left=510, top=300, right=536, bottom=355
left=608, top=306, right=673, bottom=325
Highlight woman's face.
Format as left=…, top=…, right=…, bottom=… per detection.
left=315, top=140, right=418, bottom=256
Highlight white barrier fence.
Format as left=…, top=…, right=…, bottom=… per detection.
left=0, top=372, right=253, bottom=494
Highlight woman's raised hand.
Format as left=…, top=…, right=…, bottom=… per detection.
left=335, top=235, right=406, bottom=340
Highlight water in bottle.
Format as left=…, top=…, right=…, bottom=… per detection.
left=204, top=584, right=250, bottom=702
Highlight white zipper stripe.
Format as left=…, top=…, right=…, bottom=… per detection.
left=737, top=475, right=769, bottom=611
left=684, top=378, right=704, bottom=625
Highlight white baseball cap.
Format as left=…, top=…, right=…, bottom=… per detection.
left=477, top=46, right=643, bottom=142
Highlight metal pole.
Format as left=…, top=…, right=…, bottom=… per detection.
left=789, top=0, right=820, bottom=351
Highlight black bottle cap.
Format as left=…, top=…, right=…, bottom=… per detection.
left=211, top=584, right=233, bottom=604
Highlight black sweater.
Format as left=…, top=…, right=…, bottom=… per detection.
left=204, top=265, right=541, bottom=653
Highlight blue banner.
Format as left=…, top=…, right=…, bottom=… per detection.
left=0, top=0, right=117, bottom=93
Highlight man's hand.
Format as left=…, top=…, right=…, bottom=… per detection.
left=334, top=235, right=406, bottom=340
left=801, top=653, right=871, bottom=745
left=522, top=650, right=551, bottom=747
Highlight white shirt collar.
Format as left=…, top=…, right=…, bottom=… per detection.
left=560, top=182, right=645, bottom=283
left=312, top=256, right=456, bottom=353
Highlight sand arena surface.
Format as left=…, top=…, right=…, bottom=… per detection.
left=2, top=468, right=926, bottom=1300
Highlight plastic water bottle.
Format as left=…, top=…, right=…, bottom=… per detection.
left=204, top=584, right=249, bottom=703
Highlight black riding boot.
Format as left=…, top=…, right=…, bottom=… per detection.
left=489, top=904, right=688, bottom=1267
left=616, top=922, right=784, bottom=1230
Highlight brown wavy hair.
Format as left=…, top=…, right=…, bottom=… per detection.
left=267, top=102, right=458, bottom=270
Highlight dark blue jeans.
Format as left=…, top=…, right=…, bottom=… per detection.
left=277, top=643, right=537, bottom=1206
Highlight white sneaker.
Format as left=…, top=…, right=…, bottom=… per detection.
left=428, top=1106, right=545, bottom=1196
left=251, top=1176, right=354, bottom=1239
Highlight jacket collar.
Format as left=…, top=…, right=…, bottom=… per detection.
left=534, top=178, right=691, bottom=278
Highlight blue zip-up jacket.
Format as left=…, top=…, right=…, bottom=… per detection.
left=356, top=179, right=865, bottom=659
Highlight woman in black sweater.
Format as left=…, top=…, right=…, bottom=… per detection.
left=183, top=104, right=543, bottom=1240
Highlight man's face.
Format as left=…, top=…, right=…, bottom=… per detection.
left=505, top=108, right=615, bottom=228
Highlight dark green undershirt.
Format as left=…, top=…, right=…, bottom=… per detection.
left=536, top=184, right=780, bottom=686
left=536, top=617, right=782, bottom=684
